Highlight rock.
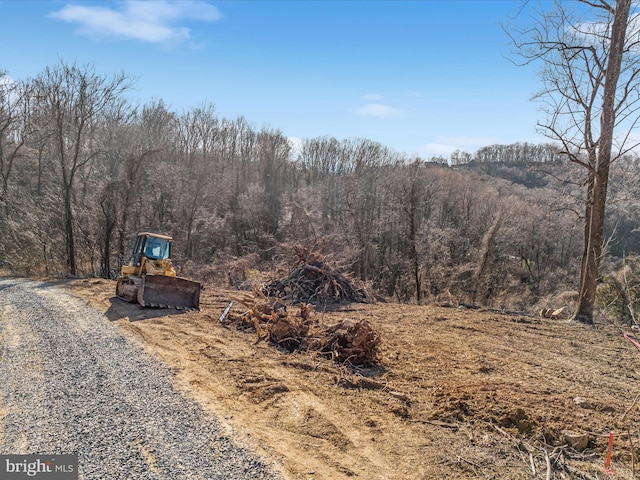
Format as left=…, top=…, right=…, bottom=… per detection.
left=573, top=397, right=594, bottom=409
left=563, top=430, right=589, bottom=450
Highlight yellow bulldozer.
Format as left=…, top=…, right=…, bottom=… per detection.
left=116, top=232, right=201, bottom=309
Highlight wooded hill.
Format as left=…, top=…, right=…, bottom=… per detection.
left=1, top=63, right=639, bottom=317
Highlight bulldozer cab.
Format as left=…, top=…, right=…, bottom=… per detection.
left=129, top=233, right=171, bottom=266
left=143, top=237, right=170, bottom=260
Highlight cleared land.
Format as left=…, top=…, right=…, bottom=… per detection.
left=68, top=278, right=640, bottom=479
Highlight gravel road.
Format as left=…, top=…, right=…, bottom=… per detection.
left=0, top=278, right=282, bottom=480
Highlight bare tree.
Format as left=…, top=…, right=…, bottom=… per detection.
left=176, top=102, right=221, bottom=258
left=386, top=160, right=441, bottom=303
left=509, top=0, right=640, bottom=323
left=257, top=128, right=291, bottom=237
left=0, top=71, right=31, bottom=214
left=32, top=61, right=132, bottom=276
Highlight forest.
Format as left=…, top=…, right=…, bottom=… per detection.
left=2, top=62, right=640, bottom=319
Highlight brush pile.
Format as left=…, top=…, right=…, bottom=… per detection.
left=223, top=289, right=380, bottom=366
left=262, top=248, right=372, bottom=305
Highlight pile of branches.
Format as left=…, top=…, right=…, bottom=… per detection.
left=222, top=289, right=380, bottom=366
left=262, top=249, right=372, bottom=305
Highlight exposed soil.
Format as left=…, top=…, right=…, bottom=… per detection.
left=67, top=279, right=640, bottom=479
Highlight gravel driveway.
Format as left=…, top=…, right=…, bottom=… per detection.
left=0, top=278, right=282, bottom=480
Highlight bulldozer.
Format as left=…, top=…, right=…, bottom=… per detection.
left=116, top=232, right=201, bottom=309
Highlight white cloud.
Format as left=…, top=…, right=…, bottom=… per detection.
left=355, top=103, right=401, bottom=118
left=50, top=1, right=222, bottom=44
left=0, top=73, right=19, bottom=105
left=361, top=94, right=383, bottom=101
left=288, top=136, right=303, bottom=155
left=420, top=136, right=500, bottom=157
left=0, top=72, right=14, bottom=88
left=421, top=143, right=458, bottom=157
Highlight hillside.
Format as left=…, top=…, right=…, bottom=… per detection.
left=3, top=62, right=640, bottom=315
left=453, top=157, right=640, bottom=259
left=69, top=278, right=640, bottom=479
left=453, top=159, right=555, bottom=189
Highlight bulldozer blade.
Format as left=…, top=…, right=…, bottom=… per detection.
left=138, top=275, right=201, bottom=309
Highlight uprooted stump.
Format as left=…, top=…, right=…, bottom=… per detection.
left=223, top=289, right=380, bottom=366
left=313, top=319, right=380, bottom=365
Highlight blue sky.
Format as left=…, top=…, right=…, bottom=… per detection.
left=1, top=0, right=546, bottom=157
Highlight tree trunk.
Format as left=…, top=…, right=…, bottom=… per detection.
left=575, top=169, right=609, bottom=323
left=64, top=188, right=77, bottom=276
left=102, top=231, right=111, bottom=279
left=573, top=0, right=630, bottom=324
left=100, top=189, right=116, bottom=279
left=408, top=179, right=421, bottom=304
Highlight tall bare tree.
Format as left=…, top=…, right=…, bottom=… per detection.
left=509, top=0, right=640, bottom=323
left=176, top=102, right=221, bottom=258
left=0, top=71, right=31, bottom=214
left=32, top=61, right=132, bottom=276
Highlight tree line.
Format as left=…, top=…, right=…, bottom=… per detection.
left=1, top=61, right=639, bottom=314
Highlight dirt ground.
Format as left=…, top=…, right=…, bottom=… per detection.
left=67, top=279, right=640, bottom=480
